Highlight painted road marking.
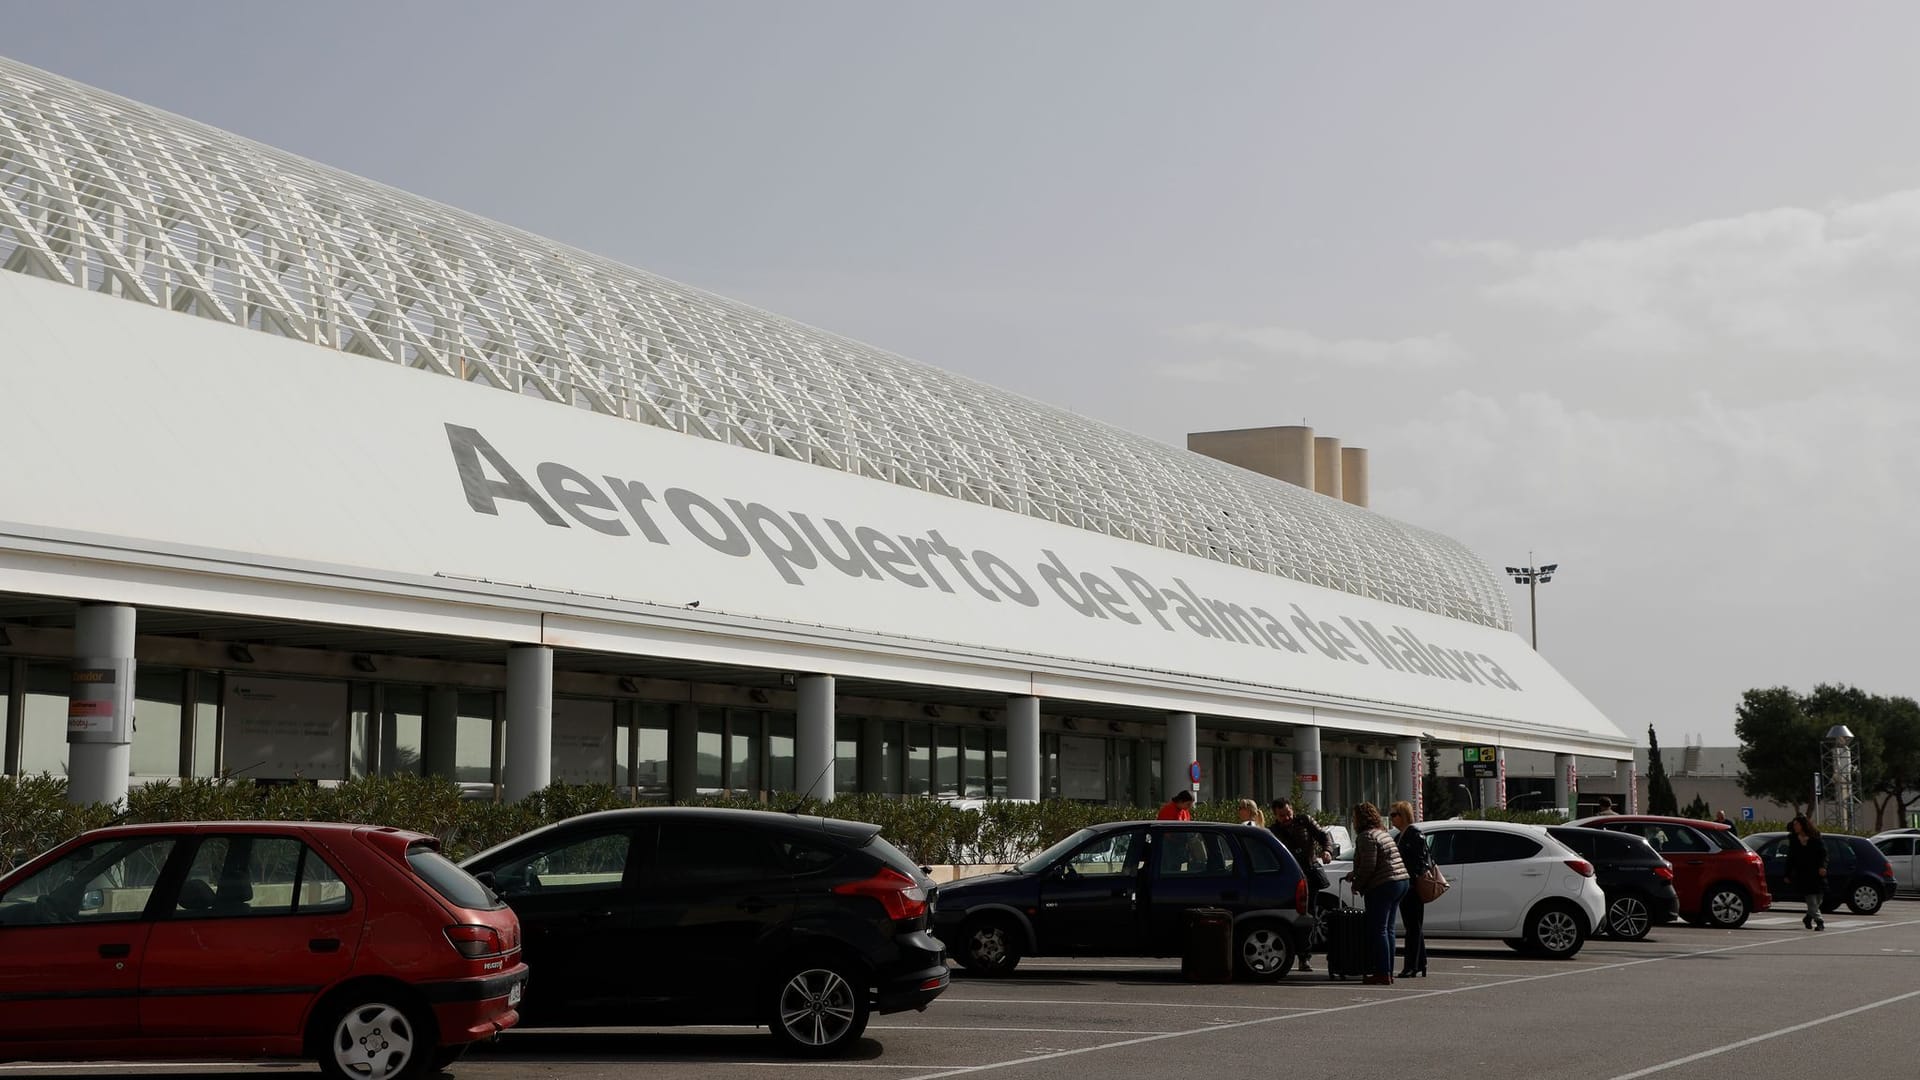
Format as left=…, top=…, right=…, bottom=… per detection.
left=1606, top=988, right=1920, bottom=1080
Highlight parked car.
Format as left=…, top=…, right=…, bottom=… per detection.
left=460, top=807, right=947, bottom=1056
left=1746, top=832, right=1896, bottom=915
left=0, top=821, right=523, bottom=1078
left=1328, top=820, right=1606, bottom=958
left=934, top=820, right=1311, bottom=981
left=1872, top=833, right=1920, bottom=897
left=1570, top=815, right=1771, bottom=928
left=1544, top=826, right=1678, bottom=940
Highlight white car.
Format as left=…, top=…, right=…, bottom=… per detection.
left=1871, top=833, right=1920, bottom=896
left=1321, top=820, right=1606, bottom=959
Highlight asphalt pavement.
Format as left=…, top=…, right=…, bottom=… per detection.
left=6, top=903, right=1918, bottom=1080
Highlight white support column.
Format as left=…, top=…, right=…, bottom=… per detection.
left=796, top=675, right=835, bottom=802
left=1293, top=725, right=1323, bottom=812
left=1164, top=713, right=1198, bottom=803
left=669, top=703, right=698, bottom=802
left=1555, top=753, right=1577, bottom=816
left=423, top=687, right=460, bottom=780
left=1617, top=759, right=1636, bottom=814
left=68, top=604, right=135, bottom=806
left=1396, top=737, right=1420, bottom=817
left=1005, top=696, right=1041, bottom=802
left=503, top=645, right=553, bottom=802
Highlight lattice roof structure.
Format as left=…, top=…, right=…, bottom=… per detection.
left=0, top=56, right=1511, bottom=629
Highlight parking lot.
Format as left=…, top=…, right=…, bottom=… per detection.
left=5, top=907, right=1917, bottom=1080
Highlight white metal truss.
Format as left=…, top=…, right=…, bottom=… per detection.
left=0, top=57, right=1511, bottom=629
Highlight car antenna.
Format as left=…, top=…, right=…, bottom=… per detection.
left=790, top=756, right=836, bottom=820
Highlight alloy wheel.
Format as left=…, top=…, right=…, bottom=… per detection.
left=970, top=925, right=1008, bottom=966
left=332, top=1003, right=415, bottom=1079
left=1709, top=889, right=1747, bottom=927
left=1534, top=909, right=1581, bottom=955
left=1606, top=896, right=1650, bottom=940
left=777, top=968, right=859, bottom=1049
left=1239, top=927, right=1289, bottom=976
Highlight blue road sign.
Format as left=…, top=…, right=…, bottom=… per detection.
left=1741, top=807, right=1754, bottom=821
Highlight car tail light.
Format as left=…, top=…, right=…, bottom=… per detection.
left=1295, top=877, right=1309, bottom=915
left=1745, top=851, right=1764, bottom=867
left=833, top=865, right=929, bottom=921
left=1883, top=861, right=1897, bottom=880
left=445, top=924, right=508, bottom=959
left=1565, top=859, right=1594, bottom=878
left=1654, top=865, right=1675, bottom=881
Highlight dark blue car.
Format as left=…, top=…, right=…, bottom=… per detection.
left=1746, top=832, right=1897, bottom=915
left=933, top=820, right=1311, bottom=981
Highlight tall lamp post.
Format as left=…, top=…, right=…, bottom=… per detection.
left=1505, top=554, right=1558, bottom=650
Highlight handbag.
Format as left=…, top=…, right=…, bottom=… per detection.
left=1416, top=862, right=1450, bottom=903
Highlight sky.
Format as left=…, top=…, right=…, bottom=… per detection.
left=7, top=2, right=1918, bottom=747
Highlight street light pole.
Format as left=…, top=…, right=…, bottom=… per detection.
left=1504, top=553, right=1559, bottom=650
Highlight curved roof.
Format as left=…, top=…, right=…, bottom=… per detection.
left=0, top=57, right=1510, bottom=629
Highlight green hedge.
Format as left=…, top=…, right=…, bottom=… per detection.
left=0, top=774, right=1353, bottom=874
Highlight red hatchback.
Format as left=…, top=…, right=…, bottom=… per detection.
left=1571, top=815, right=1771, bottom=928
left=0, top=821, right=526, bottom=1078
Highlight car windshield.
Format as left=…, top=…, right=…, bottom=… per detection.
left=1016, top=828, right=1098, bottom=875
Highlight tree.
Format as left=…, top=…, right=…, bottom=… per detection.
left=1867, top=695, right=1920, bottom=830
left=1680, top=794, right=1711, bottom=821
left=1735, top=687, right=1821, bottom=814
left=1647, top=725, right=1679, bottom=816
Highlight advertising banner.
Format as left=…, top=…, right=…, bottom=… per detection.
left=223, top=676, right=349, bottom=781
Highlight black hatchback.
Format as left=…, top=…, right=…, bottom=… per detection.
left=460, top=807, right=948, bottom=1056
left=1746, top=832, right=1897, bottom=916
left=934, top=821, right=1310, bottom=981
left=1545, top=826, right=1679, bottom=940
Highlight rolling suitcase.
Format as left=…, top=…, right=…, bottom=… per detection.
left=1181, top=907, right=1235, bottom=983
left=1320, top=906, right=1369, bottom=980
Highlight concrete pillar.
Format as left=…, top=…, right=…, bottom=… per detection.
left=1293, top=725, right=1323, bottom=812
left=859, top=717, right=886, bottom=793
left=68, top=604, right=135, bottom=806
left=1163, top=713, right=1198, bottom=803
left=1396, top=737, right=1420, bottom=817
left=796, top=675, right=835, bottom=802
left=1555, top=753, right=1577, bottom=816
left=1313, top=436, right=1343, bottom=499
left=1340, top=447, right=1370, bottom=508
left=502, top=646, right=553, bottom=802
left=376, top=684, right=398, bottom=777
left=1617, top=759, right=1636, bottom=814
left=423, top=687, right=460, bottom=779
left=1239, top=748, right=1257, bottom=802
left=1004, top=696, right=1041, bottom=801
left=669, top=703, right=698, bottom=802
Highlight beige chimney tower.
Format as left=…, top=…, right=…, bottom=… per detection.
left=1186, top=425, right=1315, bottom=488
left=1340, top=447, right=1370, bottom=508
left=1312, top=436, right=1342, bottom=500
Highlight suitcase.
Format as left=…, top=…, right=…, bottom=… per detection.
left=1321, top=906, right=1369, bottom=980
left=1181, top=907, right=1235, bottom=983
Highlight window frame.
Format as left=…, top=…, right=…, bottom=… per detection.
left=165, top=832, right=356, bottom=921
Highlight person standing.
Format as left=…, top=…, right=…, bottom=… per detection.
left=1345, top=802, right=1410, bottom=985
left=1390, top=801, right=1428, bottom=979
left=1269, top=797, right=1334, bottom=972
left=1786, top=814, right=1827, bottom=931
left=1236, top=798, right=1266, bottom=828
left=1157, top=790, right=1195, bottom=821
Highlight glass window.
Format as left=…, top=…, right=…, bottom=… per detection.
left=1450, top=831, right=1542, bottom=864
left=1043, top=732, right=1060, bottom=798
left=834, top=718, right=860, bottom=795
left=0, top=835, right=177, bottom=924
left=1641, top=826, right=1710, bottom=854
left=1064, top=830, right=1142, bottom=878
left=382, top=685, right=424, bottom=777
left=880, top=719, right=905, bottom=794
left=989, top=728, right=1007, bottom=798
left=696, top=708, right=724, bottom=794
left=1246, top=833, right=1283, bottom=874
left=774, top=835, right=843, bottom=875
left=766, top=712, right=795, bottom=793
left=174, top=835, right=349, bottom=917
left=131, top=667, right=185, bottom=779
left=348, top=680, right=371, bottom=779
left=963, top=727, right=987, bottom=798
left=907, top=722, right=932, bottom=797
left=491, top=830, right=632, bottom=896
left=1156, top=830, right=1236, bottom=877
left=407, top=845, right=503, bottom=910
left=455, top=692, right=495, bottom=784
left=20, top=661, right=68, bottom=777
left=652, top=823, right=778, bottom=884
left=632, top=704, right=671, bottom=800
left=935, top=726, right=961, bottom=798
left=728, top=710, right=763, bottom=796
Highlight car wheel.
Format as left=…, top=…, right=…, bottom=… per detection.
left=316, top=996, right=432, bottom=1080
left=1705, top=885, right=1750, bottom=929
left=1524, top=903, right=1586, bottom=959
left=1847, top=882, right=1885, bottom=915
left=767, top=961, right=870, bottom=1057
left=1605, top=895, right=1653, bottom=941
left=1234, top=921, right=1294, bottom=982
left=959, top=915, right=1023, bottom=976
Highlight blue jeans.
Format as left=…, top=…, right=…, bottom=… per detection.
left=1364, top=880, right=1409, bottom=977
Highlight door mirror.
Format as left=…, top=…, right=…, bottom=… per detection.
left=79, top=889, right=104, bottom=913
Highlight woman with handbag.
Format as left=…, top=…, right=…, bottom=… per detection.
left=1390, top=801, right=1429, bottom=978
left=1344, top=802, right=1409, bottom=985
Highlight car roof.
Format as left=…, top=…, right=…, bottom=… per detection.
left=73, top=821, right=427, bottom=840
left=460, top=805, right=883, bottom=866
left=1570, top=815, right=1730, bottom=830
left=1421, top=819, right=1551, bottom=836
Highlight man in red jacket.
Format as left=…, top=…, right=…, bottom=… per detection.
left=1157, top=790, right=1195, bottom=820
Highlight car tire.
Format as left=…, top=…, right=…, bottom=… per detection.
left=314, top=993, right=434, bottom=1080
left=1523, top=902, right=1586, bottom=959
left=1233, top=920, right=1294, bottom=982
left=1846, top=882, right=1885, bottom=915
left=766, top=959, right=871, bottom=1057
left=958, top=915, right=1023, bottom=976
left=1604, top=894, right=1653, bottom=941
left=1704, top=885, right=1751, bottom=929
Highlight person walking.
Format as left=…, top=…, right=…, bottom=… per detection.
left=1157, top=790, right=1195, bottom=821
left=1345, top=802, right=1410, bottom=985
left=1390, top=801, right=1429, bottom=979
left=1786, top=814, right=1827, bottom=931
left=1236, top=798, right=1266, bottom=828
left=1269, top=797, right=1334, bottom=972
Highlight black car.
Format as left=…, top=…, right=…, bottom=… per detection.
left=460, top=807, right=948, bottom=1055
left=934, top=821, right=1310, bottom=981
left=1745, top=832, right=1897, bottom=916
left=1545, top=826, right=1679, bottom=940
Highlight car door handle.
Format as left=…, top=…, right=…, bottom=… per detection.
left=1110, top=888, right=1132, bottom=900
left=581, top=908, right=619, bottom=922
left=736, top=898, right=771, bottom=914
left=1686, top=860, right=1705, bottom=866
left=1521, top=870, right=1546, bottom=877
left=97, top=943, right=131, bottom=959
left=309, top=938, right=341, bottom=954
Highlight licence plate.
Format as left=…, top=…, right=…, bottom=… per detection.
left=507, top=981, right=523, bottom=1008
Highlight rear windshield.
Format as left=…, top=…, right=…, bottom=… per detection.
left=406, top=845, right=504, bottom=911
left=1707, top=830, right=1748, bottom=853
left=862, top=834, right=925, bottom=880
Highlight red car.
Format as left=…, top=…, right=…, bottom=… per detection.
left=1571, top=815, right=1771, bottom=928
left=0, top=821, right=526, bottom=1078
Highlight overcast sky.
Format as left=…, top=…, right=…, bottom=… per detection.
left=9, top=2, right=1918, bottom=747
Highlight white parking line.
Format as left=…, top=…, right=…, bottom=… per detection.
left=935, top=997, right=1319, bottom=1011
left=870, top=1025, right=1178, bottom=1035
left=1606, top=988, right=1920, bottom=1079
left=895, top=917, right=1920, bottom=1080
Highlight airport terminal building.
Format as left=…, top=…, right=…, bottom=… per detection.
left=0, top=57, right=1632, bottom=812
